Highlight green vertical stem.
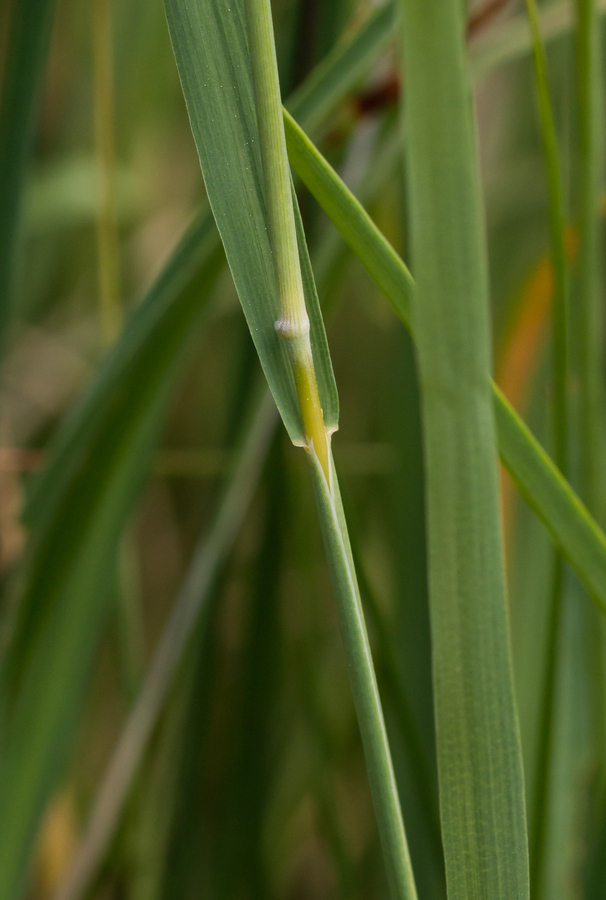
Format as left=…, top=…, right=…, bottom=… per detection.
left=524, top=3, right=571, bottom=894
left=245, top=0, right=329, bottom=478
left=397, top=1, right=529, bottom=897
left=0, top=0, right=56, bottom=339
left=575, top=0, right=606, bottom=856
left=575, top=0, right=604, bottom=514
left=93, top=0, right=122, bottom=345
left=308, top=451, right=417, bottom=900
left=525, top=0, right=569, bottom=476
left=244, top=1, right=417, bottom=895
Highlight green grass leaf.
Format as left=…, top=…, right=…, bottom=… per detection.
left=0, top=0, right=56, bottom=336
left=164, top=0, right=337, bottom=445
left=397, top=2, right=529, bottom=896
left=164, top=2, right=417, bottom=896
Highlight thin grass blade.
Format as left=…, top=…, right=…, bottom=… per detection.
left=0, top=0, right=56, bottom=336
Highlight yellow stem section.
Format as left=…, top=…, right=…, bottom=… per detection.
left=290, top=334, right=330, bottom=481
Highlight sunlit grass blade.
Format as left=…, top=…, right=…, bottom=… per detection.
left=283, top=107, right=606, bottom=617
left=397, top=2, right=529, bottom=896
left=0, top=0, right=56, bottom=337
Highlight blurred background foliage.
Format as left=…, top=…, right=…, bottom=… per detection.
left=1, top=0, right=605, bottom=898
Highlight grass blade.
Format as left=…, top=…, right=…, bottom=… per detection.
left=53, top=388, right=276, bottom=900
left=164, top=0, right=337, bottom=447
left=283, top=108, right=606, bottom=617
left=0, top=211, right=224, bottom=900
left=164, top=1, right=417, bottom=896
left=51, top=121, right=422, bottom=900
left=285, top=1, right=395, bottom=134
left=469, top=0, right=606, bottom=77
left=92, top=0, right=122, bottom=344
left=0, top=0, right=56, bottom=336
left=522, top=5, right=571, bottom=893
left=308, top=453, right=417, bottom=900
left=397, top=2, right=529, bottom=896
left=0, top=10, right=413, bottom=894
left=574, top=0, right=605, bottom=513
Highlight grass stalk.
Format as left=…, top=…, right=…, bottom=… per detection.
left=0, top=0, right=56, bottom=340
left=245, top=0, right=329, bottom=479
left=244, top=2, right=416, bottom=896
left=523, top=5, right=570, bottom=893
left=575, top=0, right=605, bottom=514
left=525, top=0, right=569, bottom=474
left=307, top=450, right=417, bottom=900
left=92, top=0, right=122, bottom=345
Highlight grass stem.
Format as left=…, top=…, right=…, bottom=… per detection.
left=245, top=0, right=329, bottom=479
left=524, top=4, right=571, bottom=893
left=92, top=0, right=121, bottom=345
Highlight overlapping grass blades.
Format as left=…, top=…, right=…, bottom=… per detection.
left=0, top=212, right=224, bottom=900
left=397, top=2, right=529, bottom=898
left=4, top=0, right=606, bottom=895
left=165, top=0, right=337, bottom=445
left=283, top=110, right=606, bottom=616
left=0, top=7, right=395, bottom=896
left=163, top=0, right=416, bottom=896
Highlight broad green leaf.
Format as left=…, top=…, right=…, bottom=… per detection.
left=0, top=7, right=409, bottom=896
left=0, top=0, right=56, bottom=336
left=283, top=107, right=606, bottom=617
left=164, top=0, right=337, bottom=445
left=397, top=3, right=529, bottom=897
